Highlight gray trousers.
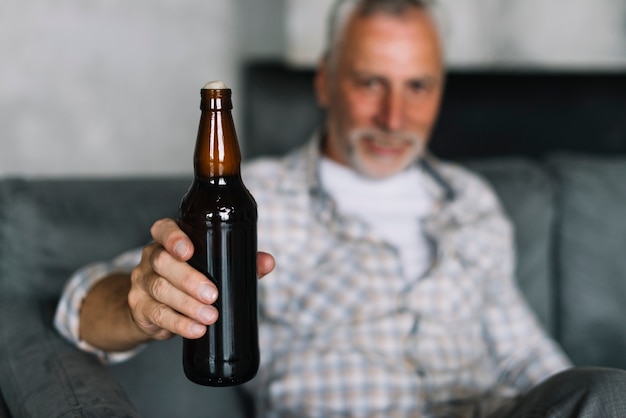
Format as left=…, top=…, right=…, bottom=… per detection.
left=490, top=367, right=626, bottom=418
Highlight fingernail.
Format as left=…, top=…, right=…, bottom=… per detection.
left=174, top=241, right=190, bottom=258
left=199, top=306, right=217, bottom=323
left=190, top=323, right=206, bottom=336
left=199, top=284, right=217, bottom=303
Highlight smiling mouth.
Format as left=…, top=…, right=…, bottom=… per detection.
left=363, top=137, right=407, bottom=155
left=348, top=128, right=425, bottom=159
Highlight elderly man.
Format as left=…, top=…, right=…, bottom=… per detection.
left=55, top=0, right=626, bottom=416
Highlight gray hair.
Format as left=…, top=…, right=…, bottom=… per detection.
left=324, top=0, right=445, bottom=62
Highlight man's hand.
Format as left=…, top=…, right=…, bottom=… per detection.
left=79, top=218, right=274, bottom=352
left=129, top=218, right=274, bottom=341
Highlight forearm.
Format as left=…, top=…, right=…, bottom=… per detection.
left=486, top=280, right=571, bottom=388
left=79, top=272, right=151, bottom=352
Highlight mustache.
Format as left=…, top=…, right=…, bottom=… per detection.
left=348, top=128, right=424, bottom=147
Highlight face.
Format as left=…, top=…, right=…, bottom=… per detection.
left=315, top=7, right=444, bottom=179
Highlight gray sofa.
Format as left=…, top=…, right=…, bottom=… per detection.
left=1, top=66, right=625, bottom=417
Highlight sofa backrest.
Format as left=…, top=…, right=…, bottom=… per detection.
left=0, top=178, right=188, bottom=299
left=548, top=155, right=626, bottom=370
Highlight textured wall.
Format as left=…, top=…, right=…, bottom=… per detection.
left=1, top=0, right=239, bottom=176
left=442, top=0, right=626, bottom=68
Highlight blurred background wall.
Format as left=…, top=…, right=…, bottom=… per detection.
left=1, top=0, right=625, bottom=176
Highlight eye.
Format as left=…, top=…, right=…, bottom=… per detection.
left=356, top=76, right=384, bottom=91
left=407, top=79, right=428, bottom=93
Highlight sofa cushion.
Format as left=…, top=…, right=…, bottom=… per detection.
left=462, top=158, right=557, bottom=334
left=547, top=154, right=626, bottom=369
left=0, top=178, right=249, bottom=417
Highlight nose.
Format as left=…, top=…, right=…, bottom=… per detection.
left=375, top=88, right=404, bottom=132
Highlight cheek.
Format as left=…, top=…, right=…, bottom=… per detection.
left=340, top=92, right=380, bottom=125
left=407, top=95, right=442, bottom=130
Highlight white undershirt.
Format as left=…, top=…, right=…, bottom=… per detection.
left=319, top=157, right=433, bottom=280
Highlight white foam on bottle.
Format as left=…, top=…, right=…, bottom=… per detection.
left=202, top=80, right=227, bottom=89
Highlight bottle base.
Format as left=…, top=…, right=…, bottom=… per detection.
left=183, top=370, right=258, bottom=387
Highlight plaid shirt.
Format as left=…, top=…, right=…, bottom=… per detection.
left=55, top=135, right=571, bottom=418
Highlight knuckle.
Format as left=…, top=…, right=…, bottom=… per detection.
left=150, top=247, right=170, bottom=272
left=130, top=265, right=143, bottom=286
left=151, top=302, right=170, bottom=326
left=136, top=245, right=158, bottom=276
left=141, top=242, right=153, bottom=259
left=149, top=276, right=170, bottom=301
left=127, top=287, right=139, bottom=310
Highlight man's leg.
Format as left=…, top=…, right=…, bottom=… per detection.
left=490, top=367, right=626, bottom=418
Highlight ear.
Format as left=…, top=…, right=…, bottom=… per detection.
left=314, top=55, right=330, bottom=108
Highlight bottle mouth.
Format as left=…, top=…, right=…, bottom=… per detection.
left=200, top=88, right=232, bottom=110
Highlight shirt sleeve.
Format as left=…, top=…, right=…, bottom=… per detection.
left=481, top=208, right=572, bottom=392
left=53, top=248, right=146, bottom=364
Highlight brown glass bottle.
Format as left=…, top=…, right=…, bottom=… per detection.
left=178, top=84, right=259, bottom=386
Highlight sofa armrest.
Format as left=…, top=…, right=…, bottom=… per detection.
left=0, top=296, right=140, bottom=417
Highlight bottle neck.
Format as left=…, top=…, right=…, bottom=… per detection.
left=194, top=88, right=242, bottom=179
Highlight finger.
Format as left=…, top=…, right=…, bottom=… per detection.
left=146, top=273, right=219, bottom=327
left=150, top=218, right=194, bottom=261
left=128, top=267, right=214, bottom=339
left=138, top=297, right=210, bottom=340
left=257, top=251, right=275, bottom=279
left=149, top=245, right=218, bottom=304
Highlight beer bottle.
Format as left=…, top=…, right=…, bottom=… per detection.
left=178, top=80, right=259, bottom=386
